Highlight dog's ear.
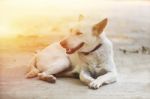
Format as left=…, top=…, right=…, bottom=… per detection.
left=92, top=18, right=108, bottom=36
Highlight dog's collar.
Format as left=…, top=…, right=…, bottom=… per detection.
left=80, top=43, right=102, bottom=55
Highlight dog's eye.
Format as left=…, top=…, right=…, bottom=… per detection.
left=76, top=32, right=83, bottom=36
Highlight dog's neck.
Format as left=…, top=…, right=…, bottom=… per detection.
left=79, top=43, right=102, bottom=55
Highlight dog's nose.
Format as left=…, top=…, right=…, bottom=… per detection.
left=60, top=40, right=66, bottom=47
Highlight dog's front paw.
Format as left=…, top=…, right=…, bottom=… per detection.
left=88, top=80, right=103, bottom=89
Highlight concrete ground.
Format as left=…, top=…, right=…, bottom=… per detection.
left=0, top=50, right=150, bottom=99
left=0, top=1, right=150, bottom=99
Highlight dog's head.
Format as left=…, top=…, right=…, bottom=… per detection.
left=60, top=18, right=108, bottom=54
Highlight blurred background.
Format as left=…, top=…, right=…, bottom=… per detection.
left=0, top=0, right=150, bottom=99
left=0, top=0, right=150, bottom=52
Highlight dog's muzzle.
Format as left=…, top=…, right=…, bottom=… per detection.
left=60, top=41, right=84, bottom=54
left=66, top=42, right=84, bottom=54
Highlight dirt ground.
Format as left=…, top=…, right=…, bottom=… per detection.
left=0, top=1, right=150, bottom=99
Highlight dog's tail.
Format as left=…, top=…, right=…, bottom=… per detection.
left=25, top=55, right=39, bottom=78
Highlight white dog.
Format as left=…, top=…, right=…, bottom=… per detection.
left=26, top=18, right=117, bottom=89
left=60, top=18, right=117, bottom=89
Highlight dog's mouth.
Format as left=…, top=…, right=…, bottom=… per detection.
left=65, top=42, right=84, bottom=54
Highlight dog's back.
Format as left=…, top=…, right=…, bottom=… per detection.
left=26, top=42, right=70, bottom=78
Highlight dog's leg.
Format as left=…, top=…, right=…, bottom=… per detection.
left=38, top=63, right=69, bottom=83
left=26, top=55, right=39, bottom=78
left=89, top=71, right=117, bottom=89
left=26, top=66, right=39, bottom=78
left=38, top=72, right=56, bottom=83
left=79, top=70, right=95, bottom=85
